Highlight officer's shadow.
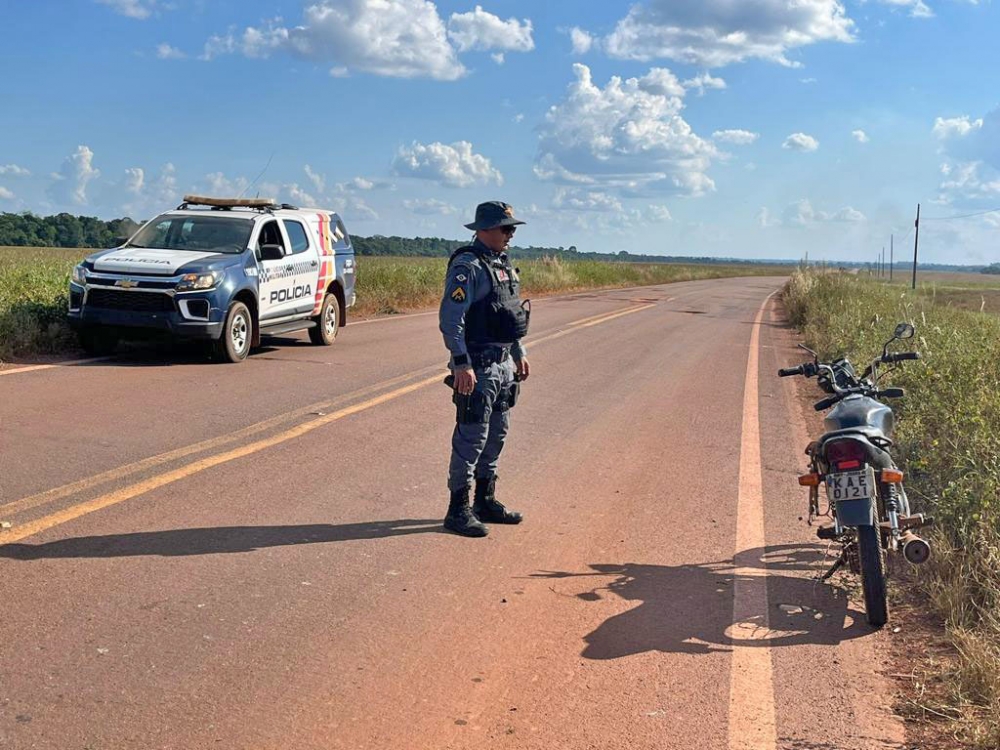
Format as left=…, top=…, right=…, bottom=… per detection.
left=529, top=544, right=872, bottom=657
left=0, top=519, right=445, bottom=560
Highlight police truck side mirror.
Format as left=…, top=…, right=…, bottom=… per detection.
left=260, top=244, right=284, bottom=261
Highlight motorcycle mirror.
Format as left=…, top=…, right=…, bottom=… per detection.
left=893, top=322, right=915, bottom=340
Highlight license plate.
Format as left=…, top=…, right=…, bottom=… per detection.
left=826, top=468, right=874, bottom=503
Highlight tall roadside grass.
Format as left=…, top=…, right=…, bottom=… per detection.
left=357, top=255, right=784, bottom=314
left=0, top=247, right=85, bottom=360
left=784, top=269, right=1000, bottom=747
left=0, top=247, right=785, bottom=361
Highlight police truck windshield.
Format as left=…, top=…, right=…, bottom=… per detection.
left=129, top=216, right=253, bottom=254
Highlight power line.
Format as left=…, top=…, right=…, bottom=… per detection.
left=922, top=206, right=1000, bottom=221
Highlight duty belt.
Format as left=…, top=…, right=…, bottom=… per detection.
left=468, top=346, right=510, bottom=368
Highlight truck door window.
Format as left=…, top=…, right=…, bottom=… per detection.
left=283, top=220, right=310, bottom=255
left=257, top=220, right=285, bottom=259
left=335, top=219, right=351, bottom=248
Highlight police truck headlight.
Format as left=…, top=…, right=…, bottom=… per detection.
left=176, top=272, right=220, bottom=292
left=71, top=264, right=88, bottom=285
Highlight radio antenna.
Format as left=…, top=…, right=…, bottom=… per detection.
left=239, top=151, right=275, bottom=198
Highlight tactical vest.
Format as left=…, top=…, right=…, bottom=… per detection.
left=448, top=245, right=530, bottom=346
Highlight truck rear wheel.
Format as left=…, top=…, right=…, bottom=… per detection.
left=215, top=301, right=252, bottom=363
left=309, top=292, right=340, bottom=346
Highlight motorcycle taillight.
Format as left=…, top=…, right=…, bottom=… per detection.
left=825, top=439, right=867, bottom=470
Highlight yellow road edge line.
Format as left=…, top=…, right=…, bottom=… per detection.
left=728, top=291, right=778, bottom=750
left=0, top=357, right=111, bottom=376
left=1, top=302, right=656, bottom=542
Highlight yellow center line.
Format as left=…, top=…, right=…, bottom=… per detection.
left=1, top=302, right=657, bottom=542
left=0, top=363, right=447, bottom=518
left=728, top=291, right=778, bottom=750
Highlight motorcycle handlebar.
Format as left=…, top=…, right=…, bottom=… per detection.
left=778, top=365, right=804, bottom=377
left=883, top=351, right=921, bottom=363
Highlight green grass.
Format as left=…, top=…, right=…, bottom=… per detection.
left=0, top=246, right=785, bottom=361
left=783, top=269, right=1000, bottom=747
left=0, top=247, right=86, bottom=360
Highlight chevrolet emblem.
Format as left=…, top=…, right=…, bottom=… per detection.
left=115, top=279, right=139, bottom=289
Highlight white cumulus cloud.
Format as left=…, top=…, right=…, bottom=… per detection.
left=780, top=198, right=866, bottom=226
left=552, top=188, right=624, bottom=213
left=713, top=129, right=759, bottom=145
left=48, top=145, right=101, bottom=206
left=203, top=0, right=466, bottom=80
left=304, top=164, right=326, bottom=194
left=0, top=164, right=30, bottom=176
left=96, top=0, right=158, bottom=19
left=683, top=72, right=726, bottom=96
left=0, top=186, right=14, bottom=200
left=393, top=140, right=503, bottom=188
left=938, top=161, right=1000, bottom=202
left=852, top=129, right=869, bottom=143
left=646, top=204, right=673, bottom=222
left=783, top=132, right=819, bottom=152
left=603, top=0, right=855, bottom=68
left=447, top=6, right=534, bottom=53
left=403, top=198, right=459, bottom=215
left=124, top=167, right=145, bottom=194
left=534, top=64, right=718, bottom=197
left=933, top=115, right=984, bottom=139
left=570, top=27, right=594, bottom=55
left=156, top=43, right=185, bottom=60
left=877, top=0, right=934, bottom=18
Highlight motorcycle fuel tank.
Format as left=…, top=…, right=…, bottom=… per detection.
left=824, top=395, right=895, bottom=438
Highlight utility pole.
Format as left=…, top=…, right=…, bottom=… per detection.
left=912, top=203, right=920, bottom=290
left=881, top=246, right=885, bottom=279
left=890, top=234, right=894, bottom=282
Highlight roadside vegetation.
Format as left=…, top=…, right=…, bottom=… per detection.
left=784, top=268, right=1000, bottom=747
left=0, top=247, right=785, bottom=362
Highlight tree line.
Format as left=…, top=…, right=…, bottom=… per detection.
left=0, top=210, right=789, bottom=266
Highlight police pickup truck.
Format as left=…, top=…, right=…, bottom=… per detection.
left=68, top=195, right=356, bottom=363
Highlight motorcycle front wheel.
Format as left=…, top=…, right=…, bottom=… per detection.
left=857, top=524, right=888, bottom=628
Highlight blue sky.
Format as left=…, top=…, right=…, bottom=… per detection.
left=1, top=0, right=998, bottom=264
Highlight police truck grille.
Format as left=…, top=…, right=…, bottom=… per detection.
left=86, top=289, right=176, bottom=313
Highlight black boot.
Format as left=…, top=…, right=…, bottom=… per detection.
left=444, top=486, right=489, bottom=537
left=473, top=476, right=523, bottom=524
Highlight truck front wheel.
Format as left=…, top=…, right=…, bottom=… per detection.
left=215, top=301, right=252, bottom=363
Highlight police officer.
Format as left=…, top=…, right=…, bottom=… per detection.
left=439, top=201, right=532, bottom=537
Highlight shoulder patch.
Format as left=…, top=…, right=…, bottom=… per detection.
left=455, top=273, right=467, bottom=282
left=451, top=286, right=467, bottom=303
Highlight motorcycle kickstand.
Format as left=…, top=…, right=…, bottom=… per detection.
left=818, top=555, right=846, bottom=582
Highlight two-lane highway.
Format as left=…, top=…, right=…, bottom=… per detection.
left=1, top=277, right=905, bottom=749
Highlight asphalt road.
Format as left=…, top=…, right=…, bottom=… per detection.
left=0, top=277, right=905, bottom=750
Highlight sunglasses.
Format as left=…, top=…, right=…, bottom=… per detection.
left=498, top=226, right=517, bottom=236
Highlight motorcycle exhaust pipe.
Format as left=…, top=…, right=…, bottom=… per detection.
left=901, top=531, right=931, bottom=565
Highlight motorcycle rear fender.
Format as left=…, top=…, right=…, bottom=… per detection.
left=836, top=497, right=876, bottom=527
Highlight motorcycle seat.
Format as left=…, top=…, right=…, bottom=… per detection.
left=819, top=426, right=893, bottom=448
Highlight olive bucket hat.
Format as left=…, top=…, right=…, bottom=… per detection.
left=464, top=201, right=527, bottom=231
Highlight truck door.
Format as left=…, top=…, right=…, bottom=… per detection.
left=280, top=218, right=321, bottom=317
left=256, top=219, right=294, bottom=320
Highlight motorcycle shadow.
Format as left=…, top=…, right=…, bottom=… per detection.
left=530, top=544, right=872, bottom=659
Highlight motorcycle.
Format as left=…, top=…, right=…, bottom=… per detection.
left=778, top=322, right=933, bottom=628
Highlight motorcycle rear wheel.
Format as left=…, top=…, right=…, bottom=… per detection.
left=858, top=524, right=888, bottom=628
